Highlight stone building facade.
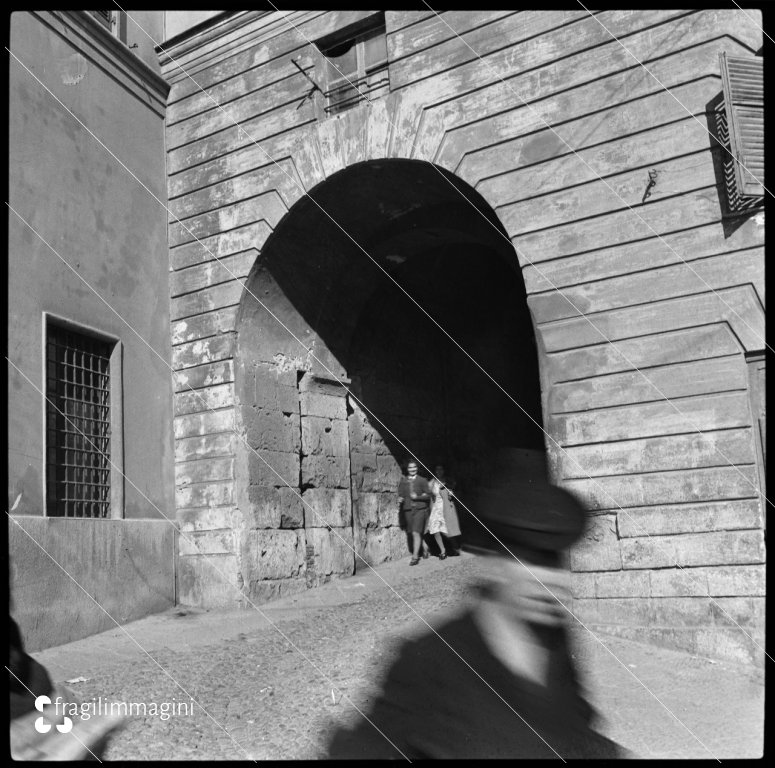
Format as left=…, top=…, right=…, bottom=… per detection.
left=160, top=10, right=765, bottom=663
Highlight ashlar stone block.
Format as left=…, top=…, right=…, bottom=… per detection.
left=348, top=408, right=389, bottom=454
left=358, top=527, right=409, bottom=567
left=377, top=454, right=402, bottom=492
left=300, top=390, right=346, bottom=420
left=350, top=452, right=378, bottom=491
left=245, top=407, right=300, bottom=453
left=248, top=450, right=300, bottom=488
left=305, top=527, right=355, bottom=580
left=240, top=529, right=305, bottom=581
left=355, top=492, right=399, bottom=529
left=621, top=530, right=765, bottom=569
left=302, top=488, right=352, bottom=528
left=278, top=486, right=304, bottom=528
left=570, top=514, right=621, bottom=572
left=301, top=415, right=349, bottom=456
left=252, top=365, right=299, bottom=413
left=177, top=554, right=242, bottom=608
left=301, top=454, right=350, bottom=489
left=246, top=486, right=285, bottom=528
left=594, top=569, right=650, bottom=598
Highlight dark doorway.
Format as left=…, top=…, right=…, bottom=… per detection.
left=236, top=159, right=544, bottom=573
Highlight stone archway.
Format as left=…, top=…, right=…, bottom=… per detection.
left=233, top=159, right=545, bottom=599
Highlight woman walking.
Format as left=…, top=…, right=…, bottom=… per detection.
left=428, top=466, right=450, bottom=559
left=435, top=464, right=462, bottom=555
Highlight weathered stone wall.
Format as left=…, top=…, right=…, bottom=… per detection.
left=161, top=10, right=765, bottom=662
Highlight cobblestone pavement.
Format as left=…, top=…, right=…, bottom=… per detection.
left=34, top=553, right=764, bottom=760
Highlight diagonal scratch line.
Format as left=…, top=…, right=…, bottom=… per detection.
left=5, top=513, right=258, bottom=761
left=6, top=666, right=104, bottom=762
left=4, top=356, right=412, bottom=762
left=5, top=202, right=565, bottom=761
left=9, top=9, right=768, bottom=756
left=127, top=8, right=768, bottom=520
left=20, top=4, right=771, bottom=683
left=577, top=2, right=769, bottom=197
left=13, top=6, right=769, bottom=688
left=729, top=0, right=775, bottom=47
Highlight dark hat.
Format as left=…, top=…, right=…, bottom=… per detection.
left=471, top=450, right=587, bottom=553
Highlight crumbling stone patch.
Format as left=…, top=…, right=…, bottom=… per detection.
left=347, top=406, right=388, bottom=454
left=376, top=453, right=401, bottom=492
left=300, top=454, right=349, bottom=489
left=358, top=527, right=409, bottom=568
left=302, top=488, right=352, bottom=527
left=350, top=452, right=378, bottom=491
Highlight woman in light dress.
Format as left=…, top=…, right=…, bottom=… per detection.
left=428, top=464, right=461, bottom=559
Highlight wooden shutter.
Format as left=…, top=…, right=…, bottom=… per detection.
left=720, top=53, right=764, bottom=198
left=93, top=11, right=113, bottom=28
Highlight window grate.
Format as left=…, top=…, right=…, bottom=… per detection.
left=46, top=326, right=112, bottom=518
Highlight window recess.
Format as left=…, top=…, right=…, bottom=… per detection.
left=45, top=319, right=123, bottom=519
left=316, top=19, right=389, bottom=116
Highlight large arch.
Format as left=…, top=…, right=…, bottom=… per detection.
left=233, top=159, right=546, bottom=590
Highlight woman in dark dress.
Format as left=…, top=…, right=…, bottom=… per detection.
left=397, top=460, right=431, bottom=565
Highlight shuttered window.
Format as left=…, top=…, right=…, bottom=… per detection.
left=720, top=53, right=764, bottom=199
left=92, top=11, right=113, bottom=28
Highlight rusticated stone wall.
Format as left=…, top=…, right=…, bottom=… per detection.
left=162, top=10, right=765, bottom=664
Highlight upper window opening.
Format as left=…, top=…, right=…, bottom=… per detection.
left=93, top=11, right=114, bottom=28
left=90, top=10, right=128, bottom=45
left=316, top=20, right=389, bottom=116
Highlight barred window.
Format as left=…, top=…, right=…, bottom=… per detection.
left=46, top=324, right=114, bottom=518
left=317, top=19, right=389, bottom=116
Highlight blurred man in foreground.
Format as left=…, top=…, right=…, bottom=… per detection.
left=327, top=449, right=623, bottom=759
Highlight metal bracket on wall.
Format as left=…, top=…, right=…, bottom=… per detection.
left=641, top=169, right=659, bottom=203
left=292, top=58, right=322, bottom=110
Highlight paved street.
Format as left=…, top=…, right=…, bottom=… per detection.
left=34, top=552, right=763, bottom=760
